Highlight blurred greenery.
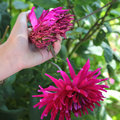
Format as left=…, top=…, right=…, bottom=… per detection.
left=0, top=0, right=120, bottom=120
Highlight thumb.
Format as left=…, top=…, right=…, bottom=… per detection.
left=11, top=11, right=30, bottom=37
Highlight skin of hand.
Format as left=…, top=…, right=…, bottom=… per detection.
left=0, top=11, right=62, bottom=81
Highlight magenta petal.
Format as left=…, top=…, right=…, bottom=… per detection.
left=73, top=70, right=82, bottom=85
left=67, top=58, right=76, bottom=80
left=28, top=7, right=38, bottom=30
left=57, top=70, right=71, bottom=84
left=45, top=73, right=63, bottom=88
left=82, top=59, right=90, bottom=72
left=87, top=68, right=101, bottom=78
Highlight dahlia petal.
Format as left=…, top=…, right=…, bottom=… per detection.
left=33, top=102, right=41, bottom=108
left=73, top=103, right=78, bottom=110
left=38, top=10, right=48, bottom=22
left=41, top=103, right=52, bottom=119
left=52, top=7, right=63, bottom=11
left=78, top=60, right=90, bottom=81
left=57, top=70, right=71, bottom=84
left=67, top=92, right=73, bottom=98
left=87, top=68, right=101, bottom=78
left=74, top=111, right=79, bottom=117
left=73, top=70, right=82, bottom=85
left=45, top=73, right=63, bottom=88
left=99, top=78, right=108, bottom=82
left=67, top=58, right=76, bottom=80
left=84, top=107, right=88, bottom=114
left=78, top=110, right=82, bottom=117
left=69, top=100, right=73, bottom=110
left=45, top=86, right=59, bottom=92
left=93, top=71, right=101, bottom=78
left=82, top=109, right=85, bottom=115
left=91, top=103, right=95, bottom=109
left=50, top=108, right=58, bottom=120
left=82, top=59, right=90, bottom=72
left=37, top=102, right=47, bottom=109
left=79, top=89, right=88, bottom=97
left=88, top=106, right=94, bottom=111
left=100, top=85, right=109, bottom=88
left=65, top=112, right=71, bottom=120
left=95, top=102, right=101, bottom=106
left=28, top=7, right=38, bottom=30
left=32, top=95, right=44, bottom=97
left=79, top=78, right=88, bottom=87
left=59, top=111, right=65, bottom=120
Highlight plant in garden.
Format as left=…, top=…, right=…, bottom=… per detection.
left=28, top=7, right=74, bottom=49
left=32, top=58, right=109, bottom=120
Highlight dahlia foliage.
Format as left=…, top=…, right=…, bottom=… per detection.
left=28, top=7, right=74, bottom=49
left=33, top=58, right=109, bottom=120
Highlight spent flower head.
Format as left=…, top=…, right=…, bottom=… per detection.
left=28, top=7, right=74, bottom=49
left=32, top=58, right=109, bottom=120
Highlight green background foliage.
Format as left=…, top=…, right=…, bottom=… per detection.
left=0, top=0, right=120, bottom=120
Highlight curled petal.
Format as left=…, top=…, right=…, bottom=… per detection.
left=28, top=7, right=38, bottom=30
left=67, top=58, right=76, bottom=80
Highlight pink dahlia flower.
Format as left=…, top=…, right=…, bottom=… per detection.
left=28, top=7, right=74, bottom=49
left=32, top=58, right=109, bottom=120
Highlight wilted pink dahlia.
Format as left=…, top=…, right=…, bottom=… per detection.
left=28, top=7, right=74, bottom=49
left=32, top=58, right=109, bottom=120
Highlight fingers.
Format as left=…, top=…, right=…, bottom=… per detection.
left=24, top=37, right=62, bottom=68
left=38, top=40, right=61, bottom=64
left=11, top=11, right=31, bottom=37
left=56, top=34, right=62, bottom=43
left=53, top=38, right=61, bottom=54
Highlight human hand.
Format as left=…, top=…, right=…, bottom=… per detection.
left=0, top=11, right=62, bottom=80
left=6, top=11, right=62, bottom=69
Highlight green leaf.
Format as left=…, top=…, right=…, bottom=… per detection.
left=85, top=45, right=103, bottom=56
left=113, top=51, right=120, bottom=62
left=0, top=2, right=10, bottom=38
left=107, top=64, right=115, bottom=77
left=110, top=10, right=120, bottom=17
left=107, top=64, right=119, bottom=83
left=0, top=2, right=8, bottom=11
left=101, top=0, right=111, bottom=4
left=13, top=1, right=29, bottom=10
left=31, top=0, right=59, bottom=8
left=59, top=45, right=67, bottom=59
left=0, top=104, right=24, bottom=120
left=35, top=7, right=44, bottom=19
left=104, top=23, right=112, bottom=33
left=75, top=27, right=88, bottom=34
left=102, top=42, right=113, bottom=63
left=29, top=93, right=42, bottom=120
left=4, top=74, right=16, bottom=85
left=74, top=5, right=86, bottom=17
left=107, top=90, right=120, bottom=101
left=94, top=29, right=106, bottom=46
left=75, top=0, right=95, bottom=5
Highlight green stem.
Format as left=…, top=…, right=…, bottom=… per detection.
left=0, top=25, right=9, bottom=44
left=49, top=61, right=62, bottom=71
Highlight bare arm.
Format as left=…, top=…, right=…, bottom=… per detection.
left=0, top=11, right=62, bottom=81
